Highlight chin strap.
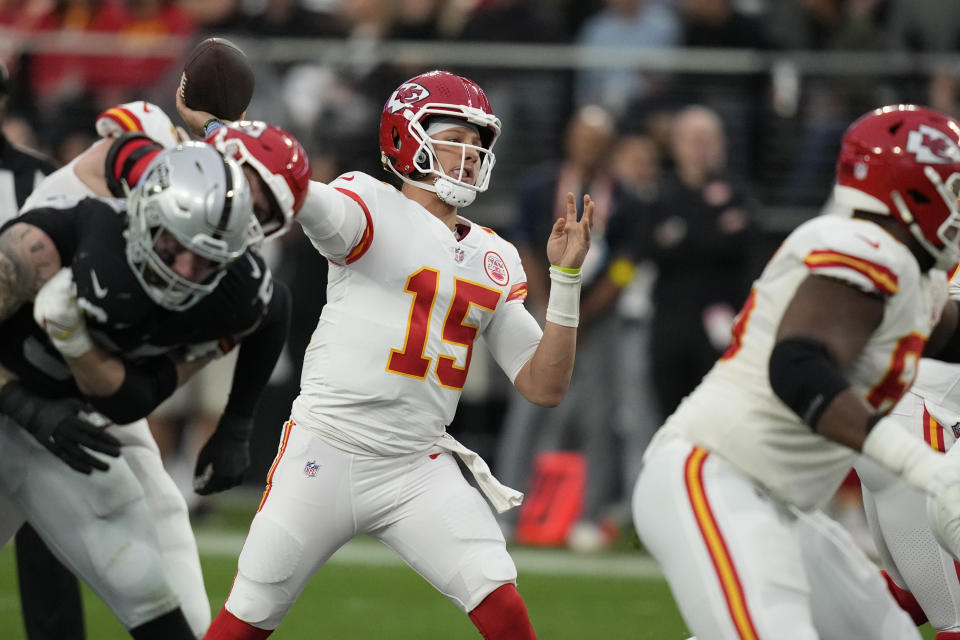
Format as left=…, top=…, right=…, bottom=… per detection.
left=434, top=175, right=476, bottom=207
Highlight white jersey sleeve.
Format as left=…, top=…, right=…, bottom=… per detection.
left=296, top=175, right=369, bottom=263
left=291, top=173, right=537, bottom=456
left=20, top=157, right=96, bottom=213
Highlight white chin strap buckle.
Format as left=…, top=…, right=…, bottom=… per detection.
left=434, top=176, right=476, bottom=207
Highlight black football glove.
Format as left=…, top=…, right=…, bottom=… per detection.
left=193, top=410, right=254, bottom=495
left=0, top=381, right=121, bottom=474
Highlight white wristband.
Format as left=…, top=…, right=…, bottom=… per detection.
left=545, top=265, right=581, bottom=328
left=862, top=416, right=944, bottom=493
left=49, top=321, right=94, bottom=359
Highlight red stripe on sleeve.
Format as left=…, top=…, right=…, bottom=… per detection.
left=335, top=187, right=375, bottom=265
left=803, top=250, right=899, bottom=295
left=506, top=282, right=528, bottom=302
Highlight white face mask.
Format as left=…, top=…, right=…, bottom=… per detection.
left=416, top=118, right=493, bottom=207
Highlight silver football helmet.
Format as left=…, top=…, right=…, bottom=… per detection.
left=125, top=142, right=261, bottom=311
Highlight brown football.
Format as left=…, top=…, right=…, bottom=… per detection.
left=179, top=37, right=254, bottom=121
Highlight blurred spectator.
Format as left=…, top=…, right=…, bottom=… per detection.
left=458, top=0, right=564, bottom=43
left=571, top=131, right=664, bottom=536
left=676, top=0, right=774, bottom=178
left=104, top=0, right=194, bottom=93
left=176, top=0, right=240, bottom=31
left=230, top=0, right=345, bottom=37
left=768, top=0, right=891, bottom=206
left=24, top=0, right=129, bottom=106
left=679, top=0, right=771, bottom=48
left=495, top=105, right=630, bottom=550
left=887, top=0, right=960, bottom=52
left=610, top=132, right=661, bottom=202
left=636, top=104, right=757, bottom=418
left=574, top=0, right=680, bottom=117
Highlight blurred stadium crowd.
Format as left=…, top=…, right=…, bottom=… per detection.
left=2, top=0, right=960, bottom=551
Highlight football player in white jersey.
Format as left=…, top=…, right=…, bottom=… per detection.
left=633, top=104, right=960, bottom=639
left=856, top=282, right=960, bottom=635
left=201, top=69, right=594, bottom=639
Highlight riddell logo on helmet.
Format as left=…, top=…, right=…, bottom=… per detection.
left=906, top=125, right=960, bottom=164
left=386, top=83, right=430, bottom=114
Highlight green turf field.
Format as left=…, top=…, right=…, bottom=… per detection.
left=0, top=531, right=692, bottom=639
left=0, top=521, right=941, bottom=638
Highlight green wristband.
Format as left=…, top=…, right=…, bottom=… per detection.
left=550, top=265, right=581, bottom=275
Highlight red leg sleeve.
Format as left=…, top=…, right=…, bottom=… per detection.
left=203, top=607, right=273, bottom=640
left=468, top=584, right=537, bottom=640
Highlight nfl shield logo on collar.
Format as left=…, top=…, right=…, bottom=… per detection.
left=304, top=460, right=320, bottom=477
left=454, top=247, right=465, bottom=263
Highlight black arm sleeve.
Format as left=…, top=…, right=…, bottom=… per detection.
left=87, top=355, right=178, bottom=424
left=768, top=336, right=851, bottom=430
left=104, top=133, right=163, bottom=197
left=223, top=280, right=292, bottom=418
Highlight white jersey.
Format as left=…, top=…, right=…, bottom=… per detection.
left=652, top=214, right=947, bottom=510
left=898, top=273, right=960, bottom=433
left=292, top=172, right=540, bottom=456
left=20, top=156, right=95, bottom=213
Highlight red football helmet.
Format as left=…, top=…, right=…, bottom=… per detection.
left=835, top=104, right=960, bottom=270
left=379, top=70, right=501, bottom=207
left=206, top=121, right=311, bottom=238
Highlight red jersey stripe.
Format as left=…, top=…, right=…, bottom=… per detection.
left=506, top=282, right=528, bottom=303
left=684, top=447, right=761, bottom=640
left=922, top=405, right=946, bottom=453
left=258, top=420, right=295, bottom=512
left=336, top=187, right=374, bottom=265
left=102, top=106, right=144, bottom=132
left=804, top=250, right=899, bottom=295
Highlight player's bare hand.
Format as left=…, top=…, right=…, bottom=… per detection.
left=546, top=193, right=594, bottom=270
left=175, top=82, right=218, bottom=138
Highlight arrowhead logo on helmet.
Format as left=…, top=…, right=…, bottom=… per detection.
left=386, top=83, right=431, bottom=114
left=906, top=125, right=960, bottom=164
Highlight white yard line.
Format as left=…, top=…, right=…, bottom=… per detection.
left=195, top=530, right=664, bottom=579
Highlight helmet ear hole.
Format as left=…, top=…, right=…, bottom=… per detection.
left=908, top=189, right=931, bottom=205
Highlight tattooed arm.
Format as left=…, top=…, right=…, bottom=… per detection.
left=0, top=222, right=62, bottom=322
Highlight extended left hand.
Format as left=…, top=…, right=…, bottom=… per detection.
left=193, top=411, right=254, bottom=495
left=546, top=193, right=594, bottom=270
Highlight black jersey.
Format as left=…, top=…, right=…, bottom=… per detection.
left=0, top=197, right=272, bottom=395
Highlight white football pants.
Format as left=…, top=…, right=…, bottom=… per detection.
left=633, top=436, right=919, bottom=640
left=857, top=389, right=960, bottom=632
left=224, top=420, right=518, bottom=630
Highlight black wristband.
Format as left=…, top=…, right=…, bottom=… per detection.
left=769, top=336, right=851, bottom=430
left=89, top=356, right=177, bottom=424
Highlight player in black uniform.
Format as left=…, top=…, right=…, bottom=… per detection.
left=0, top=142, right=290, bottom=639
left=0, top=59, right=94, bottom=640
left=8, top=119, right=308, bottom=639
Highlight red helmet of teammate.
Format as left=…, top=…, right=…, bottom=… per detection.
left=379, top=70, right=501, bottom=207
left=206, top=121, right=310, bottom=238
left=834, top=104, right=960, bottom=270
